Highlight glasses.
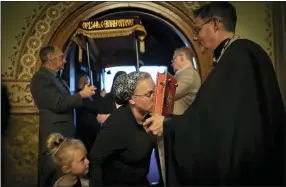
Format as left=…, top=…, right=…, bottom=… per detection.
left=171, top=53, right=182, bottom=64
left=192, top=19, right=212, bottom=36
left=134, top=91, right=155, bottom=99
left=192, top=17, right=222, bottom=36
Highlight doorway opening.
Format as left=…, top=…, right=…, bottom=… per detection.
left=63, top=8, right=200, bottom=93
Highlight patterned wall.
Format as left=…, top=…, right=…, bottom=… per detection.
left=2, top=115, right=39, bottom=186
left=1, top=2, right=274, bottom=186
left=2, top=1, right=76, bottom=114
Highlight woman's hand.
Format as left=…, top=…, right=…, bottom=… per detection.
left=143, top=115, right=164, bottom=136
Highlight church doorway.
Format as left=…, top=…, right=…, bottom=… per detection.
left=50, top=2, right=212, bottom=86
left=91, top=8, right=200, bottom=92
left=58, top=6, right=206, bottom=93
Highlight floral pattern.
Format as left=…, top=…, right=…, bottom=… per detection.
left=114, top=72, right=145, bottom=105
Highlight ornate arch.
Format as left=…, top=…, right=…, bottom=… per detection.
left=3, top=1, right=211, bottom=114
left=50, top=2, right=212, bottom=78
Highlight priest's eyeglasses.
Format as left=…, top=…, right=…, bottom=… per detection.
left=192, top=19, right=212, bottom=36
left=192, top=17, right=221, bottom=36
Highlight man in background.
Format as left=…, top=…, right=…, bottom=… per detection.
left=30, top=45, right=96, bottom=186
left=172, top=47, right=201, bottom=115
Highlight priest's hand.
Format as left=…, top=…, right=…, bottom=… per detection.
left=143, top=115, right=164, bottom=136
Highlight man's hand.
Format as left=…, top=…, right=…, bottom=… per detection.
left=100, top=89, right=106, bottom=97
left=143, top=115, right=164, bottom=136
left=79, top=83, right=96, bottom=98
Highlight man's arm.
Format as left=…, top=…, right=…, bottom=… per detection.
left=82, top=94, right=102, bottom=113
left=30, top=75, right=82, bottom=113
left=175, top=70, right=196, bottom=100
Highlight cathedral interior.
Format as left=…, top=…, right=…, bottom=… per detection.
left=1, top=1, right=286, bottom=186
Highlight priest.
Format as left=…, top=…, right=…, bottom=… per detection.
left=143, top=2, right=285, bottom=186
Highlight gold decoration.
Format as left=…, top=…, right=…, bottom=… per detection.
left=2, top=115, right=39, bottom=186
left=73, top=24, right=147, bottom=40
left=167, top=93, right=173, bottom=113
left=27, top=37, right=41, bottom=50
left=5, top=83, right=36, bottom=113
left=139, top=36, right=145, bottom=53
left=140, top=41, right=145, bottom=53
left=18, top=72, right=33, bottom=81
left=81, top=19, right=135, bottom=29
left=36, top=21, right=49, bottom=34
left=72, top=19, right=147, bottom=56
left=21, top=54, right=36, bottom=68
left=26, top=57, right=31, bottom=63
left=151, top=73, right=159, bottom=114
left=47, top=6, right=60, bottom=20
left=213, top=57, right=216, bottom=63
left=161, top=73, right=167, bottom=114
left=71, top=35, right=85, bottom=49
left=78, top=47, right=83, bottom=62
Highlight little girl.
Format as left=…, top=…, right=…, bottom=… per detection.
left=46, top=133, right=90, bottom=186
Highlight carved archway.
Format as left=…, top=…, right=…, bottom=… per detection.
left=3, top=1, right=211, bottom=114
left=50, top=1, right=212, bottom=81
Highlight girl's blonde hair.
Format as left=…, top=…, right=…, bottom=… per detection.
left=46, top=133, right=85, bottom=166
